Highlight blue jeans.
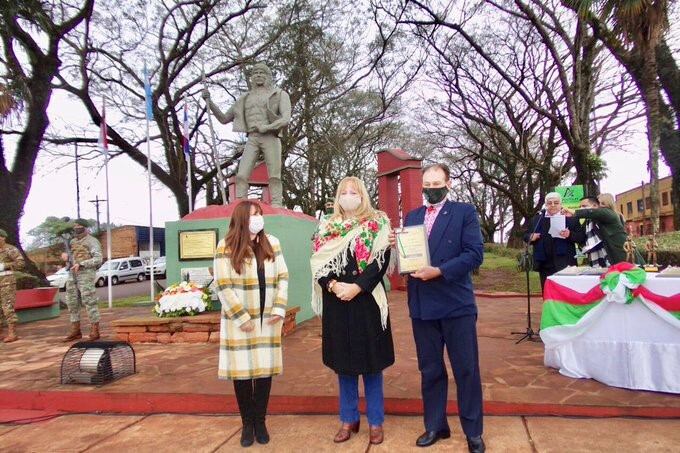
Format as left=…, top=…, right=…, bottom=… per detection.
left=338, top=372, right=385, bottom=426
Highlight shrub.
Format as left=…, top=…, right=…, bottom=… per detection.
left=654, top=250, right=680, bottom=267
left=14, top=271, right=42, bottom=290
left=484, top=243, right=524, bottom=260
left=638, top=231, right=680, bottom=251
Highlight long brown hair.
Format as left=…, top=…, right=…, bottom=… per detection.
left=225, top=201, right=275, bottom=274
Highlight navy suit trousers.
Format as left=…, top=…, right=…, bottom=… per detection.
left=411, top=315, right=483, bottom=437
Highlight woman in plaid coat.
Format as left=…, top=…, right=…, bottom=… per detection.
left=214, top=201, right=288, bottom=447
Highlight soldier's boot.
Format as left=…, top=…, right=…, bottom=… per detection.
left=63, top=321, right=82, bottom=342
left=89, top=322, right=100, bottom=341
left=2, top=323, right=18, bottom=343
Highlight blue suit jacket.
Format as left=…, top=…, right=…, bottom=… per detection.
left=405, top=200, right=484, bottom=320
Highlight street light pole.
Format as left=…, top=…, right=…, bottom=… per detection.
left=89, top=195, right=106, bottom=233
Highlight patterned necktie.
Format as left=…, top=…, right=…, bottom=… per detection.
left=425, top=206, right=438, bottom=236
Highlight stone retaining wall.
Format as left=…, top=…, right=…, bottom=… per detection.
left=112, top=306, right=301, bottom=344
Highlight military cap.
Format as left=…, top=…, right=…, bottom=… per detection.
left=0, top=229, right=7, bottom=238
left=74, top=219, right=91, bottom=228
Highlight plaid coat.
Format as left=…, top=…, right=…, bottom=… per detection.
left=214, top=234, right=288, bottom=380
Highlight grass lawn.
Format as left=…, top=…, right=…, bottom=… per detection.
left=97, top=294, right=155, bottom=309
left=473, top=251, right=542, bottom=293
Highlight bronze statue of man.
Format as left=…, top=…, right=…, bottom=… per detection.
left=203, top=63, right=291, bottom=207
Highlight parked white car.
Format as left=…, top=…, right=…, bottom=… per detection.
left=144, top=256, right=166, bottom=279
left=47, top=267, right=69, bottom=290
left=95, top=257, right=146, bottom=287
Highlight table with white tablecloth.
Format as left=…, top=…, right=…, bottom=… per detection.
left=540, top=273, right=680, bottom=394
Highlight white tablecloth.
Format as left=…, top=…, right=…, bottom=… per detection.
left=542, top=274, right=680, bottom=394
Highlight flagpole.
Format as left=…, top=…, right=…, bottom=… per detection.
left=144, top=64, right=155, bottom=304
left=188, top=158, right=194, bottom=213
left=191, top=128, right=200, bottom=213
left=185, top=98, right=194, bottom=213
left=146, top=98, right=154, bottom=304
left=102, top=99, right=113, bottom=309
left=202, top=66, right=227, bottom=205
left=105, top=155, right=112, bottom=309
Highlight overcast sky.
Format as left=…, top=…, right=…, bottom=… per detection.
left=11, top=83, right=672, bottom=247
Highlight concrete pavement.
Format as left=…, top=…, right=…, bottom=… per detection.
left=1, top=414, right=679, bottom=452
left=3, top=294, right=679, bottom=417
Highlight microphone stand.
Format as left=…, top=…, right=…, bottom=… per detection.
left=512, top=210, right=544, bottom=344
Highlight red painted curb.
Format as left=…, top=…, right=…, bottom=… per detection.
left=1, top=390, right=678, bottom=419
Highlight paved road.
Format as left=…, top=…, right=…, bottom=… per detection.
left=55, top=279, right=168, bottom=304
left=94, top=278, right=168, bottom=300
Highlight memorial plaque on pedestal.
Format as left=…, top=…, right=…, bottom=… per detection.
left=178, top=229, right=218, bottom=260
left=180, top=267, right=214, bottom=287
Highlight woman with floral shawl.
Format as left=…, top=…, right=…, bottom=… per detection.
left=310, top=176, right=394, bottom=445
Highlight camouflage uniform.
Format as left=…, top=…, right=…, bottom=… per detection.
left=65, top=234, right=103, bottom=323
left=0, top=243, right=24, bottom=325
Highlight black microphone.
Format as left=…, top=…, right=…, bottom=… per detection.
left=526, top=209, right=546, bottom=243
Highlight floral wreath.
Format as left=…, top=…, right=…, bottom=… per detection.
left=153, top=281, right=213, bottom=318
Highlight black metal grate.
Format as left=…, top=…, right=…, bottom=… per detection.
left=60, top=340, right=136, bottom=385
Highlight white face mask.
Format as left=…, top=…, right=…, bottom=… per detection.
left=339, top=194, right=362, bottom=212
left=249, top=215, right=265, bottom=235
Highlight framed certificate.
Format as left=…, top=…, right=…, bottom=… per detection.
left=395, top=225, right=431, bottom=274
left=178, top=229, right=218, bottom=261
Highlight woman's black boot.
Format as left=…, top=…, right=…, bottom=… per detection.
left=253, top=377, right=272, bottom=444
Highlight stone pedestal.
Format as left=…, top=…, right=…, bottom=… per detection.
left=164, top=200, right=318, bottom=325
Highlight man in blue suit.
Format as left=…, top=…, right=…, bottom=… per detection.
left=395, top=163, right=485, bottom=452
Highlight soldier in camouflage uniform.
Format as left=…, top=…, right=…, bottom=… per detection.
left=0, top=228, right=25, bottom=343
left=62, top=219, right=103, bottom=341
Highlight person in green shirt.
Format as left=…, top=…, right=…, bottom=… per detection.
left=565, top=197, right=628, bottom=265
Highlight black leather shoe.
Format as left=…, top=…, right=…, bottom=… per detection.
left=240, top=422, right=255, bottom=447
left=416, top=430, right=451, bottom=447
left=254, top=421, right=270, bottom=444
left=467, top=435, right=485, bottom=453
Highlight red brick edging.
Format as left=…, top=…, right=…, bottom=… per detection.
left=111, top=307, right=301, bottom=344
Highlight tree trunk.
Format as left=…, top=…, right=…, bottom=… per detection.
left=656, top=40, right=680, bottom=230
left=660, top=119, right=680, bottom=229
left=571, top=144, right=599, bottom=196
left=640, top=46, right=662, bottom=235
left=507, top=210, right=531, bottom=248
left=0, top=67, right=58, bottom=282
left=480, top=221, right=496, bottom=243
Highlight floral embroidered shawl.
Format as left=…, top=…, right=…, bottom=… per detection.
left=310, top=211, right=393, bottom=329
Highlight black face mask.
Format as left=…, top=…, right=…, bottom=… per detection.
left=423, top=187, right=448, bottom=205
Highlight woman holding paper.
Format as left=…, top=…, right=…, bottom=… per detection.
left=310, top=176, right=394, bottom=445
left=524, top=192, right=585, bottom=290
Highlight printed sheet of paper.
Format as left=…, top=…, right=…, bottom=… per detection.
left=548, top=215, right=566, bottom=238
left=395, top=225, right=431, bottom=275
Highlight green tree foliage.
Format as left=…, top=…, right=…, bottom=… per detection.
left=0, top=0, right=94, bottom=278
